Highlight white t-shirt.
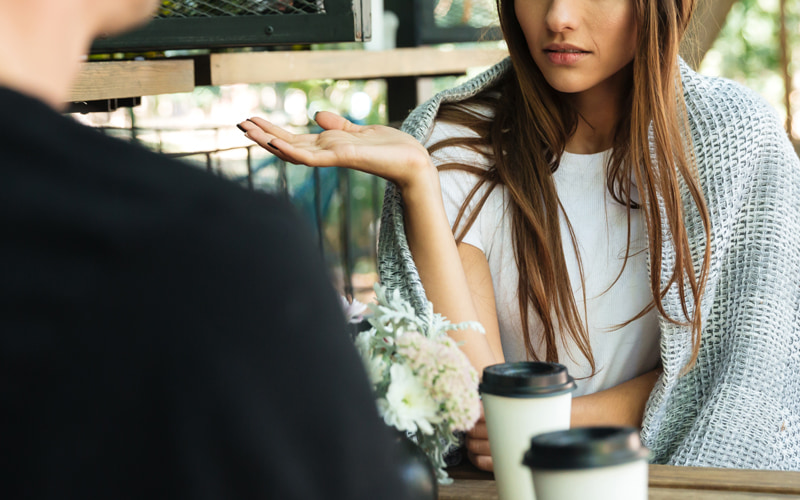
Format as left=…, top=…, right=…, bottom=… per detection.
left=428, top=120, right=660, bottom=397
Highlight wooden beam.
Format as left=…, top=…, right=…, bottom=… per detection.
left=68, top=60, right=195, bottom=102
left=209, top=47, right=510, bottom=86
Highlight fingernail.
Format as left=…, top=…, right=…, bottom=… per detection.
left=236, top=123, right=247, bottom=133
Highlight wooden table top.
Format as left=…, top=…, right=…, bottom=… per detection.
left=439, top=463, right=800, bottom=499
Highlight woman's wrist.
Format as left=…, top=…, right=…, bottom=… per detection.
left=396, top=155, right=441, bottom=199
left=570, top=368, right=661, bottom=428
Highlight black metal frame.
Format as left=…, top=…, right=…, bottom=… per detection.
left=67, top=97, right=142, bottom=114
left=384, top=0, right=502, bottom=123
left=91, top=0, right=369, bottom=52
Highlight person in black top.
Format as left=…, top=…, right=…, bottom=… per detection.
left=0, top=1, right=412, bottom=498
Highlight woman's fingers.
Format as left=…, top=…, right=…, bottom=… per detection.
left=236, top=114, right=433, bottom=187
left=313, top=110, right=362, bottom=132
left=238, top=119, right=280, bottom=151
left=265, top=138, right=342, bottom=168
left=465, top=435, right=491, bottom=456
left=242, top=112, right=359, bottom=143
left=238, top=117, right=318, bottom=149
left=467, top=450, right=494, bottom=472
left=467, top=407, right=488, bottom=438
left=237, top=118, right=339, bottom=167
left=466, top=406, right=493, bottom=471
left=465, top=421, right=492, bottom=472
left=467, top=419, right=488, bottom=439
left=243, top=116, right=300, bottom=142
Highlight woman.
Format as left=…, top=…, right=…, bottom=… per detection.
left=239, top=0, right=800, bottom=470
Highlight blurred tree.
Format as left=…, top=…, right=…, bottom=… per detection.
left=681, top=0, right=738, bottom=68
left=699, top=0, right=798, bottom=147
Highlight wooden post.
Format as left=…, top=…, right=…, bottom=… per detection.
left=779, top=0, right=794, bottom=139
left=680, top=0, right=739, bottom=69
left=384, top=0, right=422, bottom=125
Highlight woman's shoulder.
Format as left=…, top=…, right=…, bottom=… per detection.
left=426, top=104, right=495, bottom=171
left=425, top=101, right=495, bottom=145
left=680, top=62, right=799, bottom=208
left=402, top=58, right=512, bottom=143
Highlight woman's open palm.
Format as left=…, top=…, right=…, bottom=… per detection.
left=238, top=112, right=432, bottom=189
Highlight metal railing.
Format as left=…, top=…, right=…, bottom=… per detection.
left=156, top=0, right=326, bottom=17
left=92, top=0, right=367, bottom=52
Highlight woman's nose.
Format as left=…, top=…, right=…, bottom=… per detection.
left=545, top=0, right=580, bottom=33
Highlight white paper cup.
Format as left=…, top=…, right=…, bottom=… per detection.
left=479, top=362, right=576, bottom=500
left=523, top=427, right=651, bottom=500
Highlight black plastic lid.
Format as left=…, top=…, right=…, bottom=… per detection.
left=523, top=427, right=651, bottom=470
left=479, top=362, right=576, bottom=398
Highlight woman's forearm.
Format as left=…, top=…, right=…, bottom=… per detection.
left=571, top=367, right=661, bottom=428
left=400, top=166, right=501, bottom=373
left=239, top=114, right=501, bottom=372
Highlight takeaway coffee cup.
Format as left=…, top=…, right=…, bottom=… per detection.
left=523, top=427, right=651, bottom=500
left=479, top=362, right=576, bottom=500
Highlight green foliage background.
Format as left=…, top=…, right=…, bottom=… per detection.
left=701, top=0, right=799, bottom=134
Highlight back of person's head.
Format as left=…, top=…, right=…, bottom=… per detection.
left=0, top=0, right=161, bottom=107
left=87, top=0, right=161, bottom=37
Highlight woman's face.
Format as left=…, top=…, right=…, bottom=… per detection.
left=514, top=0, right=638, bottom=96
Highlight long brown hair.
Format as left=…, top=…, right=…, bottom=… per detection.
left=430, top=0, right=711, bottom=373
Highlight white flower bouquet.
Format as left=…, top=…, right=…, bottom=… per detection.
left=349, top=285, right=483, bottom=484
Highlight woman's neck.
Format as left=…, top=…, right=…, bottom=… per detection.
left=563, top=65, right=632, bottom=155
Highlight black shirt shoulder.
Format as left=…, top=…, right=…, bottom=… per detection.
left=0, top=88, right=411, bottom=500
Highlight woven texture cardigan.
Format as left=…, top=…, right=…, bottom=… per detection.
left=377, top=58, right=800, bottom=469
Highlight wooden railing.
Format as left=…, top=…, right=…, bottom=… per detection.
left=69, top=47, right=509, bottom=102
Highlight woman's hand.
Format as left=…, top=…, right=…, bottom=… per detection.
left=466, top=368, right=661, bottom=473
left=240, top=113, right=506, bottom=436
left=238, top=112, right=434, bottom=191
left=466, top=404, right=493, bottom=471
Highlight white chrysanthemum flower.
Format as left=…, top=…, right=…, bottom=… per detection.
left=354, top=330, right=373, bottom=357
left=377, top=364, right=439, bottom=435
left=366, top=355, right=387, bottom=386
left=340, top=295, right=369, bottom=324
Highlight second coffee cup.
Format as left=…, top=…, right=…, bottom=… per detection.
left=479, top=361, right=576, bottom=500
left=522, top=427, right=651, bottom=500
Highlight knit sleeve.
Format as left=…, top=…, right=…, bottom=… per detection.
left=641, top=75, right=800, bottom=470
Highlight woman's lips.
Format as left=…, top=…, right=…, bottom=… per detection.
left=544, top=45, right=590, bottom=65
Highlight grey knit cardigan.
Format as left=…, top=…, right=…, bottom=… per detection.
left=377, top=58, right=800, bottom=469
